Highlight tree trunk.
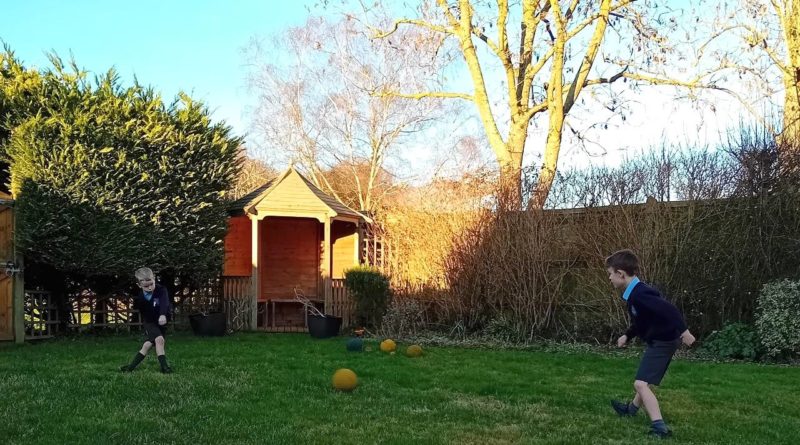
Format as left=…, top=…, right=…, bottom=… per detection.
left=529, top=6, right=567, bottom=211
left=498, top=126, right=526, bottom=210
left=784, top=71, right=800, bottom=148
left=530, top=116, right=564, bottom=209
left=780, top=1, right=800, bottom=150
left=498, top=152, right=523, bottom=210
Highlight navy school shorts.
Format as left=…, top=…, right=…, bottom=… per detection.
left=635, top=338, right=681, bottom=385
left=143, top=322, right=167, bottom=343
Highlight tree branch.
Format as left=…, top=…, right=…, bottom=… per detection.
left=478, top=0, right=519, bottom=116
left=582, top=66, right=628, bottom=87
left=373, top=90, right=475, bottom=101
left=566, top=0, right=635, bottom=42
left=436, top=0, right=461, bottom=28
left=448, top=0, right=508, bottom=157
left=620, top=72, right=780, bottom=135
left=519, top=1, right=548, bottom=111
left=470, top=26, right=517, bottom=108
left=523, top=101, right=549, bottom=121
left=371, top=19, right=451, bottom=39
left=563, top=0, right=612, bottom=114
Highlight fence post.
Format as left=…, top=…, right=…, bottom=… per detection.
left=13, top=256, right=24, bottom=344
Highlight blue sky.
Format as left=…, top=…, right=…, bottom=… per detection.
left=0, top=0, right=316, bottom=139
left=0, top=1, right=774, bottom=175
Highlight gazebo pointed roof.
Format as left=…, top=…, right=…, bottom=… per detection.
left=228, top=166, right=370, bottom=223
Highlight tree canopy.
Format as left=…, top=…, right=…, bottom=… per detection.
left=0, top=50, right=242, bottom=281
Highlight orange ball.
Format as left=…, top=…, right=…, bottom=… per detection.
left=406, top=344, right=423, bottom=357
left=380, top=339, right=397, bottom=353
left=332, top=368, right=358, bottom=392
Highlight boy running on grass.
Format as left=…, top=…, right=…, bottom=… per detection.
left=606, top=250, right=695, bottom=438
left=120, top=267, right=173, bottom=374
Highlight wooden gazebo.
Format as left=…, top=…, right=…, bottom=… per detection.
left=222, top=167, right=370, bottom=331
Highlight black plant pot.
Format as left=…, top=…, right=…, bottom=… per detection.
left=189, top=312, right=227, bottom=336
left=307, top=315, right=342, bottom=339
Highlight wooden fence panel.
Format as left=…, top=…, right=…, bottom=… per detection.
left=330, top=278, right=355, bottom=328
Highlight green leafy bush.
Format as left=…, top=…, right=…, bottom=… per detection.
left=702, top=323, right=761, bottom=360
left=344, top=266, right=391, bottom=329
left=756, top=280, right=800, bottom=358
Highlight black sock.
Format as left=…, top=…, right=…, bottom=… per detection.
left=158, top=354, right=169, bottom=370
left=128, top=352, right=145, bottom=370
left=652, top=419, right=668, bottom=433
left=628, top=402, right=640, bottom=415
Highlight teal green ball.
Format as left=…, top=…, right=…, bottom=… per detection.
left=346, top=338, right=364, bottom=352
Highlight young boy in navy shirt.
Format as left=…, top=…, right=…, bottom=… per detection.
left=120, top=267, right=173, bottom=373
left=606, top=250, right=695, bottom=438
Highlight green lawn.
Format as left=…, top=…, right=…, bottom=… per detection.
left=1, top=333, right=798, bottom=444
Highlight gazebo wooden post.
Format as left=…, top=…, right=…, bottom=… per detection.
left=321, top=216, right=332, bottom=315
left=249, top=215, right=260, bottom=330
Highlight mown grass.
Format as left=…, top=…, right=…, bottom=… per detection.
left=1, top=333, right=798, bottom=444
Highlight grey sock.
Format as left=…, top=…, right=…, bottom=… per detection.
left=652, top=419, right=668, bottom=433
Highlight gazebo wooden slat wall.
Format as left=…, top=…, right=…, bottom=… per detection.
left=330, top=278, right=354, bottom=328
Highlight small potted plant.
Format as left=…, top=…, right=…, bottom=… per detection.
left=294, top=288, right=341, bottom=338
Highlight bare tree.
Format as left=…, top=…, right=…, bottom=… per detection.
left=372, top=1, right=703, bottom=208
left=370, top=0, right=790, bottom=209
left=688, top=1, right=799, bottom=147
left=246, top=15, right=449, bottom=212
left=322, top=161, right=396, bottom=211
left=229, top=154, right=277, bottom=200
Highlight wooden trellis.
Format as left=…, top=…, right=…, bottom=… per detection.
left=25, top=290, right=58, bottom=340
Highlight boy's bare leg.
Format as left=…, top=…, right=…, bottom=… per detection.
left=155, top=336, right=165, bottom=356
left=634, top=380, right=662, bottom=420
left=631, top=392, right=642, bottom=409
left=635, top=380, right=671, bottom=436
left=121, top=341, right=152, bottom=372
left=155, top=336, right=172, bottom=373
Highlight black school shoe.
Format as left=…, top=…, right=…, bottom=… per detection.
left=611, top=400, right=636, bottom=417
left=648, top=428, right=673, bottom=439
left=160, top=365, right=173, bottom=374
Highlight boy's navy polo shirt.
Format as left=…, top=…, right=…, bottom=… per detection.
left=624, top=279, right=687, bottom=343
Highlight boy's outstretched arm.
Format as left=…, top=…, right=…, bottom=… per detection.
left=657, top=301, right=694, bottom=346
left=618, top=321, right=638, bottom=347
left=157, top=287, right=170, bottom=326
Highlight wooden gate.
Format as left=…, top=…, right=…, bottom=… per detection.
left=0, top=199, right=13, bottom=341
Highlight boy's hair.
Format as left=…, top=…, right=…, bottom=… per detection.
left=134, top=267, right=155, bottom=281
left=605, top=250, right=640, bottom=277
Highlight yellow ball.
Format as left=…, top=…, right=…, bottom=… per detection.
left=332, top=368, right=358, bottom=392
left=406, top=344, right=423, bottom=357
left=380, top=339, right=397, bottom=353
